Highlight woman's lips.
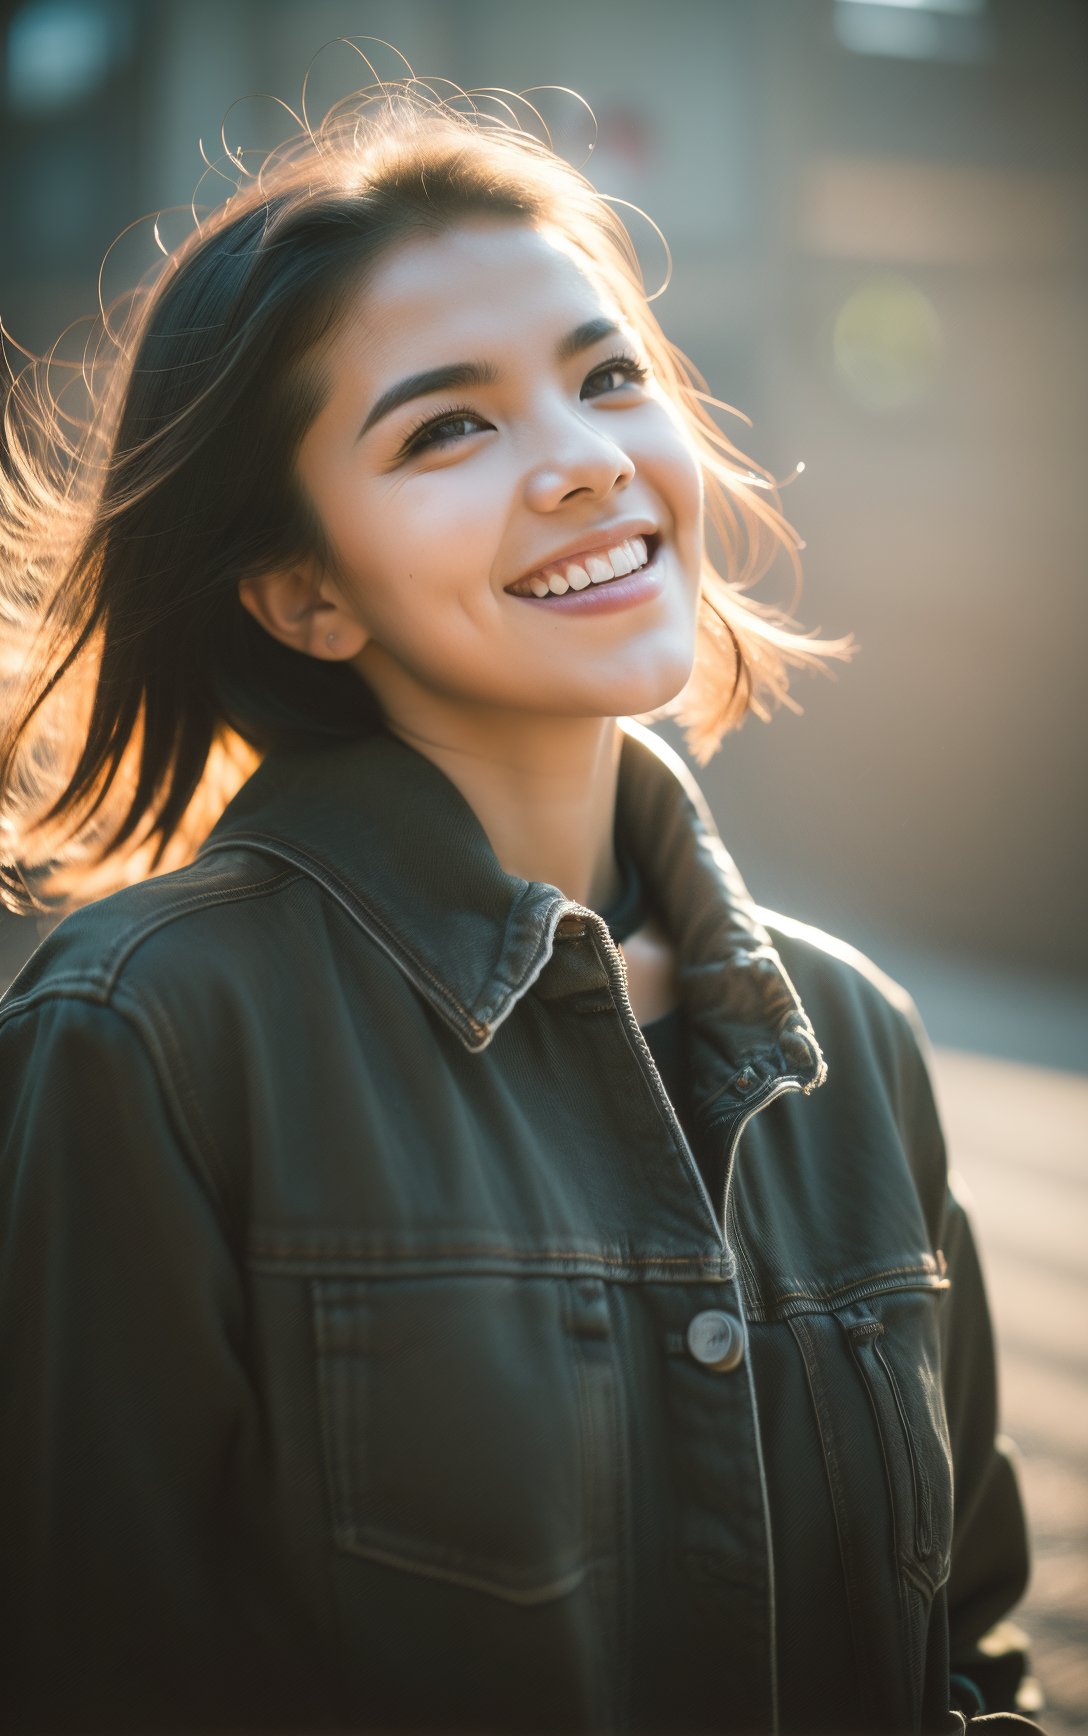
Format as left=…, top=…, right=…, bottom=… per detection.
left=505, top=538, right=665, bottom=616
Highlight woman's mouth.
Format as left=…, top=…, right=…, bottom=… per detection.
left=504, top=534, right=664, bottom=615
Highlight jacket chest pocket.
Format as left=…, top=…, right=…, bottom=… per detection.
left=311, top=1272, right=623, bottom=1604
left=842, top=1294, right=954, bottom=1598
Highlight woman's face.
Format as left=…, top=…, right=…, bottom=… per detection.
left=295, top=218, right=704, bottom=730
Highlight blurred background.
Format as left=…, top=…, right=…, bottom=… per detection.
left=1, top=0, right=1085, bottom=1725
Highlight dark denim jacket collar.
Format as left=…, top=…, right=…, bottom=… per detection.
left=198, top=721, right=825, bottom=1100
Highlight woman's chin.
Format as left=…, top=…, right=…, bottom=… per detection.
left=598, top=644, right=697, bottom=720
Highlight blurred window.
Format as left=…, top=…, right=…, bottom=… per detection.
left=5, top=0, right=134, bottom=116
left=834, top=0, right=992, bottom=64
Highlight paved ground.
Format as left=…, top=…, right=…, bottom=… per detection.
left=932, top=1049, right=1088, bottom=1734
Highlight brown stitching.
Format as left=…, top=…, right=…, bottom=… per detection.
left=77, top=999, right=234, bottom=1237
left=0, top=978, right=114, bottom=1021
left=789, top=1313, right=879, bottom=1713
left=765, top=1263, right=944, bottom=1308
left=204, top=835, right=474, bottom=1026
left=249, top=1239, right=720, bottom=1270
left=0, top=873, right=305, bottom=1026
left=124, top=984, right=233, bottom=1209
left=104, top=869, right=304, bottom=992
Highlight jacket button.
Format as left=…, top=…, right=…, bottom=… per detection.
left=686, top=1310, right=744, bottom=1372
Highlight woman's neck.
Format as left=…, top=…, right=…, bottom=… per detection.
left=386, top=710, right=625, bottom=912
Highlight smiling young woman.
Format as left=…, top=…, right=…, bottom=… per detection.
left=0, top=58, right=1041, bottom=1736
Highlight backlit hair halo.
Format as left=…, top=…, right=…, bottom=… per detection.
left=0, top=37, right=851, bottom=914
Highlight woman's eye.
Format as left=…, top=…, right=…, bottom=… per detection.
left=583, top=354, right=651, bottom=397
left=400, top=355, right=652, bottom=461
left=400, top=407, right=488, bottom=457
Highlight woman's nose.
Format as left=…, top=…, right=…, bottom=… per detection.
left=521, top=412, right=636, bottom=512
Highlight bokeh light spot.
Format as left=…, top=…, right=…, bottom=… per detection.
left=6, top=0, right=131, bottom=116
left=832, top=274, right=943, bottom=411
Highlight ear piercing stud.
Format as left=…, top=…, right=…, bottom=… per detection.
left=326, top=632, right=338, bottom=649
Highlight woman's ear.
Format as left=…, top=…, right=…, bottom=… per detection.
left=238, top=563, right=369, bottom=660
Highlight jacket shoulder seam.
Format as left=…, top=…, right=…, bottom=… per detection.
left=0, top=991, right=233, bottom=1225
left=112, top=979, right=236, bottom=1213
left=0, top=865, right=305, bottom=1016
left=99, top=865, right=305, bottom=995
left=201, top=834, right=476, bottom=1029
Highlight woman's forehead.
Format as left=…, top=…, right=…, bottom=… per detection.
left=346, top=220, right=625, bottom=367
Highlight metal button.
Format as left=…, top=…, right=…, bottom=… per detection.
left=686, top=1310, right=744, bottom=1372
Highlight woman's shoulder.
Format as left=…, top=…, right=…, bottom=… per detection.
left=0, top=845, right=308, bottom=1029
left=761, top=907, right=923, bottom=1036
left=759, top=907, right=947, bottom=1192
left=0, top=847, right=327, bottom=1213
left=758, top=906, right=939, bottom=1106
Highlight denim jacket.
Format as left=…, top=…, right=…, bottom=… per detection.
left=0, top=722, right=1034, bottom=1733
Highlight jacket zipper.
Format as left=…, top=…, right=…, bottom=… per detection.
left=584, top=910, right=727, bottom=1255
left=588, top=907, right=805, bottom=1256
left=716, top=1081, right=804, bottom=1300
left=583, top=907, right=793, bottom=1736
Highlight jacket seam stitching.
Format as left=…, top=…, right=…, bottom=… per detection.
left=0, top=977, right=114, bottom=1022
left=745, top=1272, right=949, bottom=1324
left=248, top=1241, right=720, bottom=1267
left=789, top=1313, right=881, bottom=1718
left=0, top=869, right=305, bottom=1020
left=100, top=867, right=305, bottom=993
left=767, top=1264, right=944, bottom=1305
left=113, top=981, right=233, bottom=1210
left=201, top=836, right=477, bottom=1030
left=8, top=994, right=233, bottom=1229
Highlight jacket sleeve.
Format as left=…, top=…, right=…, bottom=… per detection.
left=939, top=1173, right=1039, bottom=1719
left=0, top=991, right=304, bottom=1732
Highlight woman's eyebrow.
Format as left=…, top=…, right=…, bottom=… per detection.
left=356, top=316, right=622, bottom=440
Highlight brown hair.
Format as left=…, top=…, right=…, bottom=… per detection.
left=0, top=62, right=849, bottom=913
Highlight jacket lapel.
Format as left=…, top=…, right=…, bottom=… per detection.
left=198, top=721, right=825, bottom=1102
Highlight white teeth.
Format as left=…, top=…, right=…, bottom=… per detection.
left=585, top=552, right=614, bottom=584
left=609, top=546, right=634, bottom=577
left=512, top=534, right=654, bottom=598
